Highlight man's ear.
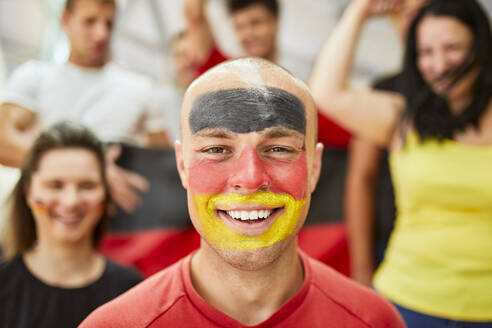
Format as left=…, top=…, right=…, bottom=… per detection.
left=175, top=140, right=188, bottom=190
left=310, top=142, right=323, bottom=193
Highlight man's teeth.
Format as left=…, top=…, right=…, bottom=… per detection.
left=226, top=209, right=272, bottom=221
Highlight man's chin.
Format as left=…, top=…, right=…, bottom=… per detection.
left=86, top=51, right=108, bottom=66
left=204, top=235, right=296, bottom=271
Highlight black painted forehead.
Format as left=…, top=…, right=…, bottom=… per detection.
left=189, top=87, right=306, bottom=135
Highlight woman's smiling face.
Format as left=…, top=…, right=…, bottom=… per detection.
left=417, top=15, right=477, bottom=104
left=26, top=148, right=106, bottom=246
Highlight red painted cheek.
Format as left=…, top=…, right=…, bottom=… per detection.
left=264, top=153, right=308, bottom=200
left=188, top=151, right=309, bottom=200
left=188, top=158, right=230, bottom=194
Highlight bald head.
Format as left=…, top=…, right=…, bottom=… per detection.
left=181, top=57, right=318, bottom=152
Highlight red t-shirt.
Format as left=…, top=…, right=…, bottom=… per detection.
left=81, top=250, right=404, bottom=328
left=317, top=111, right=351, bottom=148
left=197, top=46, right=229, bottom=76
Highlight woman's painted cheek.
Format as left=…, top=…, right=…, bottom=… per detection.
left=32, top=200, right=49, bottom=215
left=30, top=188, right=57, bottom=216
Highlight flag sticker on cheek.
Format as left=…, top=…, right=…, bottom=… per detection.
left=193, top=191, right=306, bottom=251
left=33, top=200, right=48, bottom=215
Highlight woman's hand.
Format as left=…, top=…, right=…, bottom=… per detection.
left=355, top=0, right=403, bottom=18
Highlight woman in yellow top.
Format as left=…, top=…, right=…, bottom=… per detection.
left=309, top=0, right=492, bottom=326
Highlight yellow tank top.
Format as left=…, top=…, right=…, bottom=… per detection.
left=374, top=134, right=492, bottom=321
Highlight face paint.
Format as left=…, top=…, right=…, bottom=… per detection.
left=194, top=191, right=305, bottom=251
left=185, top=85, right=311, bottom=251
left=189, top=147, right=309, bottom=200
left=189, top=87, right=306, bottom=135
left=188, top=147, right=309, bottom=250
left=33, top=200, right=48, bottom=215
left=31, top=199, right=105, bottom=222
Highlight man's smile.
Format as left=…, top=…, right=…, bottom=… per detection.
left=193, top=191, right=305, bottom=250
left=215, top=205, right=285, bottom=236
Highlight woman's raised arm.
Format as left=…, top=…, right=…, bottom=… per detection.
left=309, top=0, right=405, bottom=146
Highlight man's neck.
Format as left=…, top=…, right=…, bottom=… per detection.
left=68, top=53, right=107, bottom=69
left=190, top=240, right=304, bottom=326
left=23, top=239, right=104, bottom=288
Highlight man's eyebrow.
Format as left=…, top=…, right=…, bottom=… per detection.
left=189, top=87, right=306, bottom=135
left=194, top=128, right=235, bottom=139
left=262, top=127, right=305, bottom=140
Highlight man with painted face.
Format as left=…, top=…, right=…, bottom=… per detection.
left=80, top=58, right=405, bottom=328
left=179, top=0, right=354, bottom=274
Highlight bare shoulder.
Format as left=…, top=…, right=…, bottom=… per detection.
left=478, top=101, right=492, bottom=140
left=455, top=101, right=492, bottom=145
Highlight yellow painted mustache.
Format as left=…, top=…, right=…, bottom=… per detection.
left=193, top=191, right=305, bottom=251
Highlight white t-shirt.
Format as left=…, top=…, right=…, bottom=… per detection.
left=2, top=60, right=166, bottom=144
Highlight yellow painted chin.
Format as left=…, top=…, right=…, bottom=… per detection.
left=193, top=191, right=306, bottom=251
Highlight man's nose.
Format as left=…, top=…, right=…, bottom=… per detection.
left=94, top=22, right=111, bottom=42
left=228, top=146, right=271, bottom=193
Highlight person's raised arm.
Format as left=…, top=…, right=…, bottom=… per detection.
left=344, top=137, right=382, bottom=286
left=309, top=0, right=404, bottom=146
left=183, top=0, right=214, bottom=67
left=0, top=103, right=38, bottom=167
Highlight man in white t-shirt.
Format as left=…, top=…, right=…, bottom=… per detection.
left=0, top=0, right=170, bottom=212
